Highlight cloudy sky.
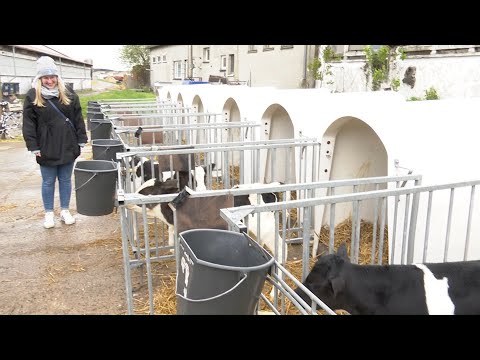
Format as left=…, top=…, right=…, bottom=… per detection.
left=46, top=45, right=127, bottom=70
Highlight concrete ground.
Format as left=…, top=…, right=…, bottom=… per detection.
left=0, top=141, right=128, bottom=314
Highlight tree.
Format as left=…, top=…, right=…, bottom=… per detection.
left=120, top=45, right=151, bottom=88
left=363, top=45, right=406, bottom=91
left=307, top=46, right=340, bottom=88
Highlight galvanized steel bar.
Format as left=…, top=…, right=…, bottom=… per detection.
left=406, top=177, right=422, bottom=264
left=464, top=185, right=476, bottom=260
left=371, top=184, right=380, bottom=264
left=329, top=187, right=336, bottom=254
left=444, top=188, right=455, bottom=262
left=401, top=194, right=411, bottom=264
left=378, top=197, right=387, bottom=265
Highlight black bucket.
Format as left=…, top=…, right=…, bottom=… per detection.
left=87, top=101, right=100, bottom=113
left=74, top=160, right=117, bottom=216
left=176, top=229, right=274, bottom=315
left=92, top=139, right=124, bottom=161
left=87, top=111, right=103, bottom=131
left=90, top=119, right=111, bottom=140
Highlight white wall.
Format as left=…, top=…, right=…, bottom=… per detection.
left=159, top=84, right=480, bottom=262
left=237, top=45, right=310, bottom=89
left=328, top=53, right=480, bottom=99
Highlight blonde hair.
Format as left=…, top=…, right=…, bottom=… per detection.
left=33, top=76, right=72, bottom=107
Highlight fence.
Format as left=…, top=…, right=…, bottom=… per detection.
left=220, top=178, right=480, bottom=314
left=117, top=173, right=421, bottom=314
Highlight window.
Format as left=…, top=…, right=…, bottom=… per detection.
left=329, top=45, right=345, bottom=57
left=157, top=56, right=161, bottom=63
left=152, top=56, right=156, bottom=64
left=228, top=54, right=234, bottom=75
left=248, top=45, right=257, bottom=53
left=220, top=55, right=227, bottom=70
left=263, top=45, right=274, bottom=51
left=174, top=60, right=183, bottom=79
left=203, top=47, right=210, bottom=62
left=162, top=55, right=166, bottom=63
left=280, top=45, right=294, bottom=50
left=348, top=45, right=366, bottom=51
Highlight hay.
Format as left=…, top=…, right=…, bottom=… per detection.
left=0, top=204, right=17, bottom=212
left=151, top=273, right=177, bottom=314
left=132, top=260, right=177, bottom=315
left=129, top=218, right=387, bottom=315
left=317, top=217, right=389, bottom=265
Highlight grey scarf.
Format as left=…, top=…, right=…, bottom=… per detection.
left=41, top=86, right=59, bottom=99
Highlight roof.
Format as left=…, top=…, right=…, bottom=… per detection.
left=11, top=45, right=93, bottom=67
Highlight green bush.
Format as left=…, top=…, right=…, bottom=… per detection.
left=407, top=96, right=422, bottom=101
left=424, top=87, right=439, bottom=100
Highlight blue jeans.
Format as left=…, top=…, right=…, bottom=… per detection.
left=39, top=162, right=75, bottom=212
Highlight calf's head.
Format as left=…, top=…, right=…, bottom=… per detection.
left=294, top=243, right=350, bottom=310
left=177, top=163, right=215, bottom=191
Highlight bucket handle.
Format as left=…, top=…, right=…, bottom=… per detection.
left=90, top=122, right=109, bottom=132
left=74, top=173, right=97, bottom=191
left=176, top=273, right=247, bottom=303
left=95, top=147, right=110, bottom=158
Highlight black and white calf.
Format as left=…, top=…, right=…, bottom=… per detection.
left=294, top=244, right=480, bottom=315
left=128, top=178, right=179, bottom=248
left=233, top=182, right=289, bottom=264
left=127, top=163, right=212, bottom=248
left=130, top=155, right=212, bottom=191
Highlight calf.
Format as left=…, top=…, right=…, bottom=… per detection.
left=233, top=182, right=288, bottom=264
left=128, top=178, right=179, bottom=248
left=294, top=244, right=480, bottom=315
left=131, top=155, right=213, bottom=191
left=126, top=163, right=212, bottom=249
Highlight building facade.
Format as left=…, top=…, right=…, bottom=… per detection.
left=0, top=45, right=93, bottom=95
left=148, top=45, right=318, bottom=89
left=149, top=45, right=480, bottom=99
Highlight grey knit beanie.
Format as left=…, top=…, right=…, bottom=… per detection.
left=36, top=56, right=59, bottom=77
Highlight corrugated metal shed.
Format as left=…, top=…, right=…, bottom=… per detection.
left=0, top=45, right=93, bottom=94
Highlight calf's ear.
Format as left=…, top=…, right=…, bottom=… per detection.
left=203, top=163, right=216, bottom=171
left=337, top=243, right=349, bottom=261
left=330, top=277, right=345, bottom=296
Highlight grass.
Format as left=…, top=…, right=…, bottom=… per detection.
left=78, top=89, right=156, bottom=119
left=1, top=89, right=156, bottom=144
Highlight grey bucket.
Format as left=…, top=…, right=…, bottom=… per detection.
left=74, top=160, right=117, bottom=216
left=90, top=119, right=111, bottom=141
left=87, top=111, right=103, bottom=131
left=176, top=229, right=274, bottom=315
left=92, top=139, right=124, bottom=161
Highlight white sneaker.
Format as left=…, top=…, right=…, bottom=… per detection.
left=43, top=212, right=55, bottom=229
left=60, top=209, right=76, bottom=225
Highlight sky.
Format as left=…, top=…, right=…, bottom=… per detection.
left=46, top=45, right=127, bottom=71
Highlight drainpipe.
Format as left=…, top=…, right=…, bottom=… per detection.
left=236, top=45, right=239, bottom=81
left=300, top=45, right=310, bottom=89
left=12, top=46, right=17, bottom=78
left=302, top=45, right=308, bottom=88
left=188, top=45, right=193, bottom=79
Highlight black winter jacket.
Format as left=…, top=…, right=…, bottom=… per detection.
left=23, top=88, right=88, bottom=166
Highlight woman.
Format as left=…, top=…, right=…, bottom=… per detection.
left=23, top=56, right=88, bottom=229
